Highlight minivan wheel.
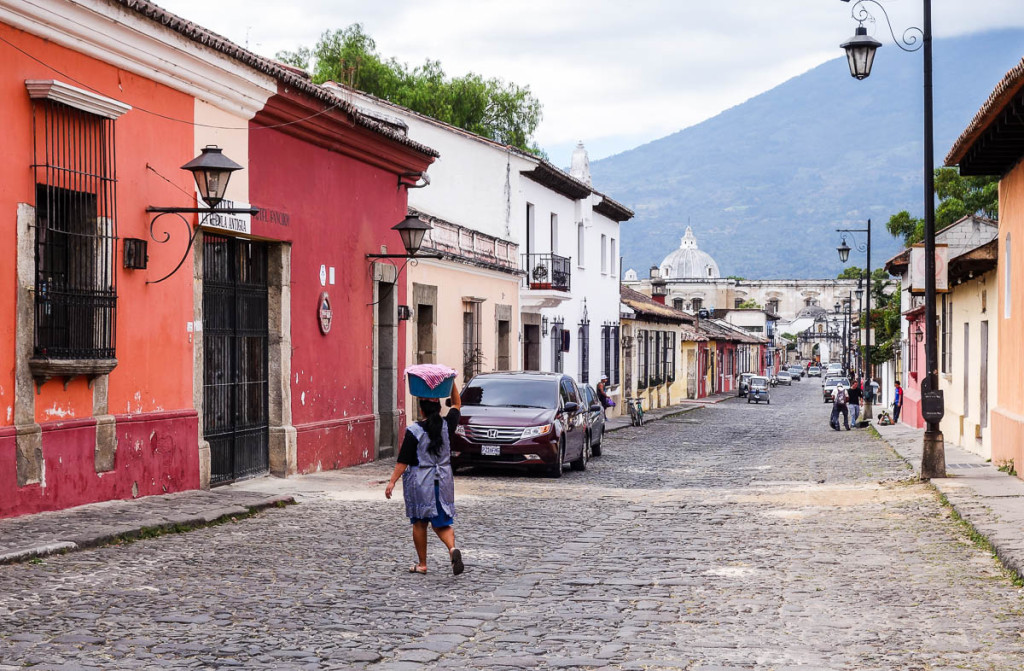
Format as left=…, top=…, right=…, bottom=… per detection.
left=571, top=433, right=590, bottom=471
left=546, top=441, right=564, bottom=478
left=592, top=426, right=603, bottom=457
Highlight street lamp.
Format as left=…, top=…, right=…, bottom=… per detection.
left=838, top=0, right=944, bottom=478
left=837, top=237, right=851, bottom=263
left=182, top=145, right=243, bottom=208
left=836, top=220, right=872, bottom=419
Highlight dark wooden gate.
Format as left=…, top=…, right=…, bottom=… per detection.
left=203, top=234, right=269, bottom=485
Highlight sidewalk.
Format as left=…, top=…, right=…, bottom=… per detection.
left=0, top=490, right=295, bottom=565
left=874, top=420, right=1024, bottom=579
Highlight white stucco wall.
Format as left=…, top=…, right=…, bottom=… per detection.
left=518, top=182, right=623, bottom=385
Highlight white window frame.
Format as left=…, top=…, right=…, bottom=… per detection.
left=600, top=234, right=607, bottom=274
left=577, top=222, right=585, bottom=268
left=610, top=238, right=617, bottom=277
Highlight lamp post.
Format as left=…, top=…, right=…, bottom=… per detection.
left=836, top=222, right=872, bottom=420
left=855, top=279, right=864, bottom=375
left=839, top=0, right=944, bottom=478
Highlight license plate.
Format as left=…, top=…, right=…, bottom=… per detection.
left=481, top=445, right=501, bottom=456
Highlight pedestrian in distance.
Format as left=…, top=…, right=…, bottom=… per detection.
left=385, top=380, right=465, bottom=576
left=847, top=379, right=863, bottom=428
left=596, top=375, right=612, bottom=418
left=830, top=384, right=850, bottom=431
left=893, top=379, right=903, bottom=425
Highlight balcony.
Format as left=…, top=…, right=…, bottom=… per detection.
left=523, top=252, right=571, bottom=291
left=520, top=252, right=572, bottom=310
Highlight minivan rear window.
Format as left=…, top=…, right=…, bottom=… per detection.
left=462, top=378, right=558, bottom=409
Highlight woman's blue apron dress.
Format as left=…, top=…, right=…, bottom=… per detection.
left=402, top=422, right=456, bottom=526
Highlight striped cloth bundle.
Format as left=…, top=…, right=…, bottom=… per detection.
left=404, top=364, right=457, bottom=390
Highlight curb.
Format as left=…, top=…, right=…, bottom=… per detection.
left=0, top=494, right=295, bottom=566
left=870, top=428, right=1024, bottom=584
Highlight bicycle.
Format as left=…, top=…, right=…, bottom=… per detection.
left=626, top=397, right=645, bottom=427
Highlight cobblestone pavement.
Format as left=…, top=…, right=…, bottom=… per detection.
left=3, top=382, right=1024, bottom=670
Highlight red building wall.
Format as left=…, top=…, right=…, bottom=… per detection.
left=249, top=108, right=426, bottom=473
left=0, top=24, right=200, bottom=518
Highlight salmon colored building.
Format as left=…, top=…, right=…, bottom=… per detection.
left=0, top=0, right=435, bottom=518
left=947, top=57, right=1024, bottom=473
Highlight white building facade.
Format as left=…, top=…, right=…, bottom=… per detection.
left=332, top=86, right=633, bottom=388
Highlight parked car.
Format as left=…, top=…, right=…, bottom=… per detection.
left=823, top=376, right=851, bottom=403
left=452, top=372, right=594, bottom=477
left=776, top=370, right=793, bottom=385
left=788, top=365, right=803, bottom=381
left=737, top=372, right=755, bottom=397
left=806, top=365, right=822, bottom=377
left=747, top=376, right=771, bottom=404
left=826, top=363, right=844, bottom=378
left=581, top=383, right=606, bottom=457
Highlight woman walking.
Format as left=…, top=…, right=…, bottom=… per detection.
left=385, top=380, right=465, bottom=576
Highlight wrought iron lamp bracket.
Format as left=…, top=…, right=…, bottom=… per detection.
left=847, top=0, right=923, bottom=53
left=145, top=206, right=259, bottom=285
left=836, top=228, right=869, bottom=254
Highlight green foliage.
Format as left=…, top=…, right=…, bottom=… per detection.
left=886, top=168, right=999, bottom=245
left=725, top=275, right=746, bottom=281
left=837, top=266, right=865, bottom=280
left=276, top=24, right=543, bottom=153
left=857, top=287, right=901, bottom=365
left=737, top=298, right=761, bottom=309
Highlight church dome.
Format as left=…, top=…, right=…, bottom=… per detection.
left=659, top=227, right=720, bottom=279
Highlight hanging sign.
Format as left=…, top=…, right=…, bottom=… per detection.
left=198, top=197, right=252, bottom=235
left=909, top=244, right=949, bottom=294
left=318, top=292, right=333, bottom=334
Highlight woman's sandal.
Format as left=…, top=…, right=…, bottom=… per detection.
left=408, top=564, right=427, bottom=574
left=450, top=548, right=464, bottom=576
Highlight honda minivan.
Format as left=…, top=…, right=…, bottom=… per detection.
left=451, top=372, right=595, bottom=478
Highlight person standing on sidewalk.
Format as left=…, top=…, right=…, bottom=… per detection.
left=847, top=379, right=863, bottom=427
left=385, top=381, right=465, bottom=576
left=893, top=379, right=904, bottom=424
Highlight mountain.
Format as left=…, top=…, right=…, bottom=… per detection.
left=590, top=29, right=1024, bottom=280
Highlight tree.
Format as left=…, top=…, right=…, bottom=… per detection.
left=276, top=25, right=544, bottom=153
left=836, top=267, right=890, bottom=306
left=737, top=298, right=761, bottom=309
left=886, top=167, right=998, bottom=245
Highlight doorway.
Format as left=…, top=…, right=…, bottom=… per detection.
left=523, top=324, right=540, bottom=371
left=203, top=234, right=269, bottom=485
left=376, top=279, right=398, bottom=456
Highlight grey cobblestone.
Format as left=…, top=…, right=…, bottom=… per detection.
left=2, top=382, right=1024, bottom=669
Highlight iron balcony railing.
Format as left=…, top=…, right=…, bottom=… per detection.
left=522, top=252, right=571, bottom=292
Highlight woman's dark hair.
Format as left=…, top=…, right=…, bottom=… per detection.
left=418, top=398, right=444, bottom=456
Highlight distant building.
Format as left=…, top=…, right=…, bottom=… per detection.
left=625, top=227, right=867, bottom=337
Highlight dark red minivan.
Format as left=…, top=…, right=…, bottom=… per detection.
left=451, top=372, right=595, bottom=478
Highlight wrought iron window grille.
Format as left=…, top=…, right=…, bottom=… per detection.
left=30, top=98, right=121, bottom=388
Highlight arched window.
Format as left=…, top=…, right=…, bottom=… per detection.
left=673, top=298, right=684, bottom=311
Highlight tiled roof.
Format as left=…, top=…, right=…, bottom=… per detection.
left=946, top=56, right=1024, bottom=173
left=113, top=0, right=438, bottom=157
left=620, top=286, right=691, bottom=323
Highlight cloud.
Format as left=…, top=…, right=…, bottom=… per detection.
left=160, top=0, right=1024, bottom=166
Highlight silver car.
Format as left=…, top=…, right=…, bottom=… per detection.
left=823, top=377, right=851, bottom=403
left=776, top=370, right=793, bottom=386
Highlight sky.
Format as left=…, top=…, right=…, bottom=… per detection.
left=158, top=0, right=1024, bottom=168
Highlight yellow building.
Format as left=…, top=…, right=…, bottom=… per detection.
left=946, top=58, right=1024, bottom=471
left=937, top=240, right=998, bottom=459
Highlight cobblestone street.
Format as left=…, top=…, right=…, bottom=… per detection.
left=3, top=381, right=1024, bottom=670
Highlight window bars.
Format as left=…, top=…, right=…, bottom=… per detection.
left=32, top=100, right=118, bottom=359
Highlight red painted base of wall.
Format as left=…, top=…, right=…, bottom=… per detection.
left=296, top=415, right=378, bottom=474
left=0, top=410, right=199, bottom=519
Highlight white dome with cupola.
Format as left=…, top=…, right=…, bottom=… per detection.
left=658, top=227, right=720, bottom=279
